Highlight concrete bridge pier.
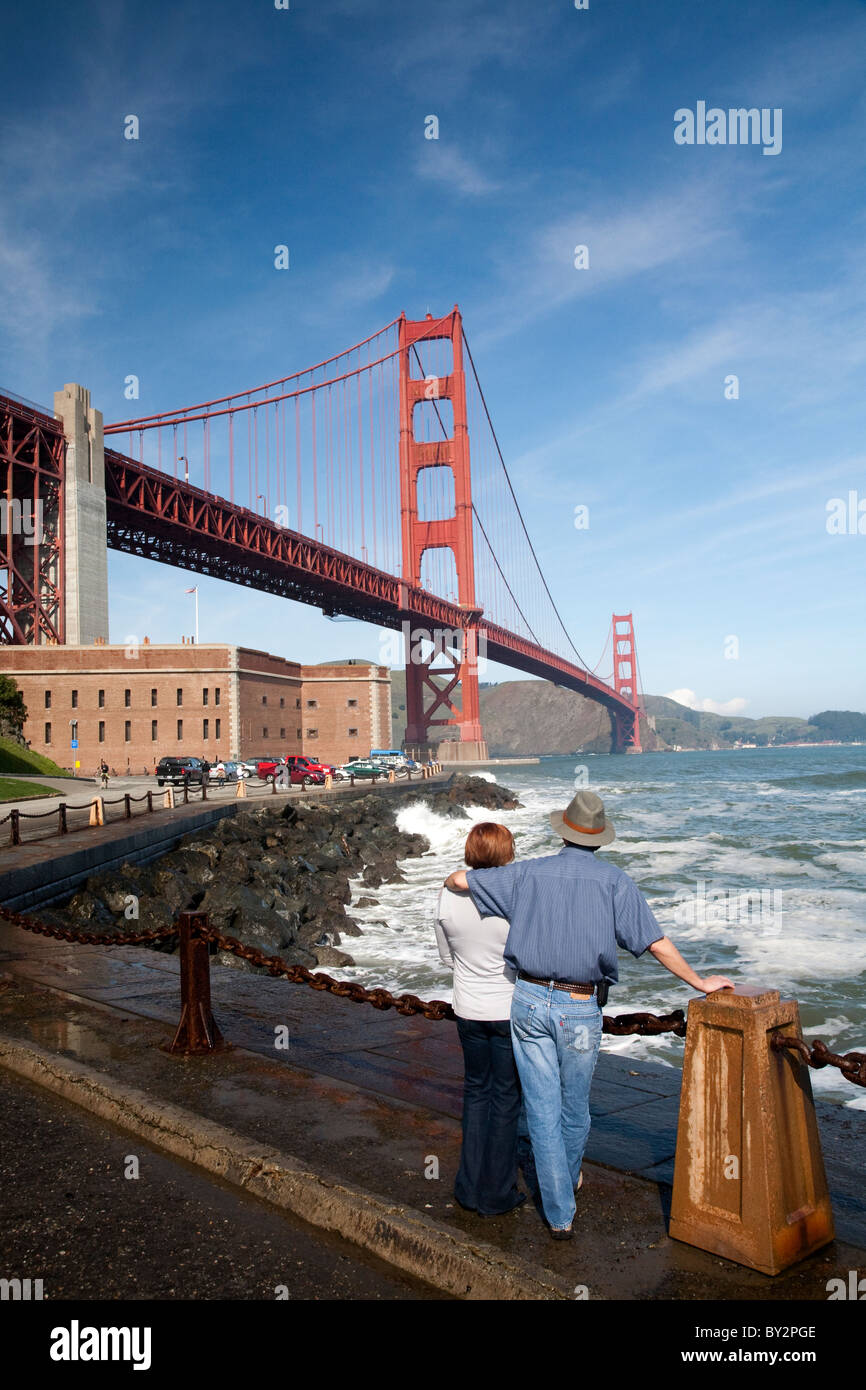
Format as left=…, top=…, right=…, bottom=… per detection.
left=54, top=383, right=109, bottom=645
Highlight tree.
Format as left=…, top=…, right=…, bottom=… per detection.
left=808, top=710, right=866, bottom=741
left=0, top=675, right=27, bottom=738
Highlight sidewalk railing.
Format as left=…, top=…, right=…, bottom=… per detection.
left=0, top=762, right=445, bottom=849
left=0, top=900, right=863, bottom=1275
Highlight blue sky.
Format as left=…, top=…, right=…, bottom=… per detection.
left=1, top=0, right=864, bottom=718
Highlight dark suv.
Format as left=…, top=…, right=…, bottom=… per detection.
left=156, top=756, right=205, bottom=786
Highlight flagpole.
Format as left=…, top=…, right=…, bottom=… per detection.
left=195, top=588, right=199, bottom=644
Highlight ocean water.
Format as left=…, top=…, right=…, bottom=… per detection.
left=334, top=746, right=866, bottom=1110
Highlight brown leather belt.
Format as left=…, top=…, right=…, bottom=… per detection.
left=518, top=971, right=597, bottom=994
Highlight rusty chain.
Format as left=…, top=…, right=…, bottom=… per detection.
left=771, top=1034, right=866, bottom=1088
left=0, top=903, right=179, bottom=949
left=2, top=905, right=864, bottom=1078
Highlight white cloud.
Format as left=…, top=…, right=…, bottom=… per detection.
left=414, top=144, right=501, bottom=197
left=666, top=688, right=749, bottom=717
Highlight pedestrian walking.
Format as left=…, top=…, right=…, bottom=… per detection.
left=445, top=789, right=733, bottom=1239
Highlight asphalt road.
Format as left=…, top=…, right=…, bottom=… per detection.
left=0, top=1068, right=443, bottom=1301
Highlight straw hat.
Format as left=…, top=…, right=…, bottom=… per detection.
left=549, top=789, right=615, bottom=847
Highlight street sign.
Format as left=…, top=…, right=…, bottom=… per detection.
left=74, top=761, right=80, bottom=769
left=70, top=740, right=78, bottom=749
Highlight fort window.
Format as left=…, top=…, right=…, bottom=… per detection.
left=98, top=689, right=105, bottom=708
left=215, top=688, right=221, bottom=705
left=215, top=718, right=221, bottom=739
left=151, top=720, right=158, bottom=741
left=348, top=727, right=359, bottom=737
left=347, top=698, right=358, bottom=708
left=203, top=689, right=209, bottom=706
left=280, top=727, right=285, bottom=738
left=44, top=722, right=51, bottom=744
left=124, top=721, right=131, bottom=743
left=176, top=688, right=183, bottom=706
left=71, top=689, right=78, bottom=708
left=151, top=689, right=157, bottom=707
left=306, top=699, right=317, bottom=709
left=177, top=719, right=183, bottom=740
left=262, top=695, right=267, bottom=706
left=306, top=728, right=318, bottom=738
left=262, top=727, right=269, bottom=738
left=203, top=719, right=209, bottom=740
left=44, top=690, right=51, bottom=709
left=98, top=721, right=105, bottom=743
left=124, top=689, right=131, bottom=708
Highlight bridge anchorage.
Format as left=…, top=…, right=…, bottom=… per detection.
left=0, top=305, right=646, bottom=757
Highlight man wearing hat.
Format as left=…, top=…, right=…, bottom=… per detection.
left=444, top=788, right=733, bottom=1238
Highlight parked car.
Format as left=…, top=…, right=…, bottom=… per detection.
left=256, top=758, right=325, bottom=787
left=207, top=761, right=245, bottom=783
left=337, top=758, right=388, bottom=780
left=156, top=756, right=205, bottom=786
left=283, top=754, right=340, bottom=781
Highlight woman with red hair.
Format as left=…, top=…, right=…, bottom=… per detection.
left=435, top=822, right=525, bottom=1216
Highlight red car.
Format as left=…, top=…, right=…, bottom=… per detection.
left=255, top=756, right=326, bottom=787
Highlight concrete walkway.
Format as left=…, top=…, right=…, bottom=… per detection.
left=0, top=918, right=863, bottom=1299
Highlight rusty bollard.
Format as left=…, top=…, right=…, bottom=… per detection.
left=164, top=911, right=228, bottom=1055
left=58, top=803, right=68, bottom=835
left=669, top=984, right=834, bottom=1274
left=9, top=808, right=20, bottom=845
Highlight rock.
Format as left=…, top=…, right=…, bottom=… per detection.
left=354, top=895, right=378, bottom=908
left=312, top=945, right=355, bottom=968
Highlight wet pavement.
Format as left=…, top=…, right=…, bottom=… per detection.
left=0, top=917, right=863, bottom=1299
left=0, top=1067, right=440, bottom=1300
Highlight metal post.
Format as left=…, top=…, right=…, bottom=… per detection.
left=147, top=790, right=153, bottom=812
left=10, top=809, right=20, bottom=846
left=58, top=803, right=68, bottom=834
left=124, top=793, right=132, bottom=819
left=164, top=911, right=228, bottom=1055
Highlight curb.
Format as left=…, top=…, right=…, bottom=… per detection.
left=0, top=1033, right=572, bottom=1301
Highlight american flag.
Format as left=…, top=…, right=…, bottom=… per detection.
left=184, top=587, right=197, bottom=593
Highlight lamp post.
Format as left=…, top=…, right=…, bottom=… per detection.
left=178, top=456, right=189, bottom=483
left=184, top=586, right=199, bottom=644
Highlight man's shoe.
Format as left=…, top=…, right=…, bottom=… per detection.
left=549, top=1225, right=574, bottom=1241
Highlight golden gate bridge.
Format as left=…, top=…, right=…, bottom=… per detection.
left=0, top=306, right=645, bottom=754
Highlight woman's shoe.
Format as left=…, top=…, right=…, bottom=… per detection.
left=477, top=1192, right=527, bottom=1217
left=453, top=1195, right=477, bottom=1213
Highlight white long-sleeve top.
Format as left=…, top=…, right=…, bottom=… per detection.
left=434, top=886, right=516, bottom=1022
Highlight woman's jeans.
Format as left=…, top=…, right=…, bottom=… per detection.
left=454, top=1017, right=523, bottom=1214
left=510, top=980, right=603, bottom=1229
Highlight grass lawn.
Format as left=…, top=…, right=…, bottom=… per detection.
left=0, top=737, right=71, bottom=779
left=0, top=776, right=64, bottom=802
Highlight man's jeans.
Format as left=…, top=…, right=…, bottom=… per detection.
left=510, top=980, right=602, bottom=1229
left=454, top=1017, right=523, bottom=1215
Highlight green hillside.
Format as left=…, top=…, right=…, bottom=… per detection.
left=0, top=736, right=72, bottom=779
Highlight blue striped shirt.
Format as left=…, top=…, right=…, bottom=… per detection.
left=466, top=846, right=663, bottom=984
